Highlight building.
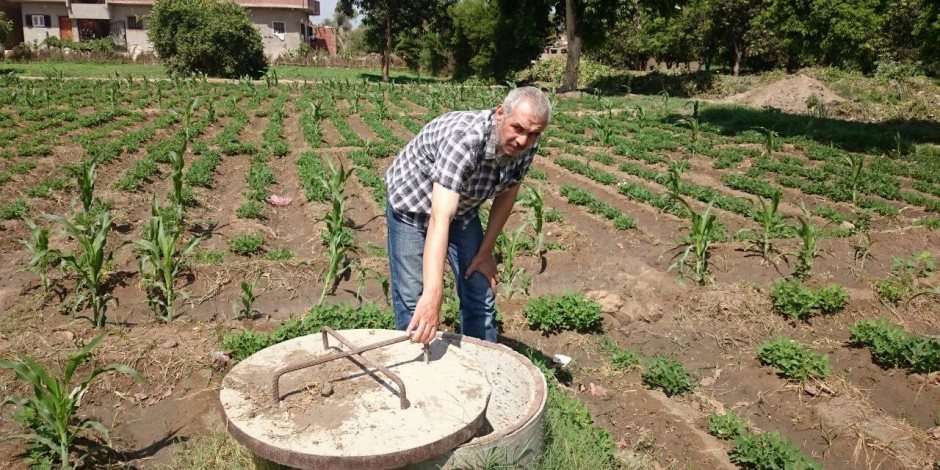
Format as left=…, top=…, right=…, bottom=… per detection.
left=13, top=0, right=320, bottom=58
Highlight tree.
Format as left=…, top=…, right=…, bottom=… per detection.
left=339, top=0, right=442, bottom=81
left=147, top=0, right=267, bottom=79
left=708, top=0, right=763, bottom=75
left=558, top=0, right=638, bottom=91
left=0, top=11, right=13, bottom=52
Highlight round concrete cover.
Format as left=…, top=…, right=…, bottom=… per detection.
left=220, top=329, right=492, bottom=469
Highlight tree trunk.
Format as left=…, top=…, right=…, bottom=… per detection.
left=561, top=0, right=581, bottom=92
left=382, top=14, right=391, bottom=82
left=732, top=41, right=744, bottom=76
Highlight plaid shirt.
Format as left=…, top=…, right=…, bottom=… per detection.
left=385, top=109, right=538, bottom=228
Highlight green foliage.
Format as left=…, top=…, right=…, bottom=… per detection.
left=757, top=336, right=830, bottom=382
left=641, top=357, right=696, bottom=397
left=228, top=233, right=264, bottom=256
left=747, top=192, right=789, bottom=259
left=235, top=200, right=263, bottom=220
left=792, top=207, right=821, bottom=280
left=849, top=318, right=940, bottom=373
left=520, top=182, right=545, bottom=255
left=601, top=337, right=642, bottom=371
left=709, top=411, right=748, bottom=441
left=0, top=11, right=13, bottom=45
left=495, top=221, right=531, bottom=299
left=147, top=0, right=268, bottom=78
left=560, top=185, right=635, bottom=230
left=232, top=278, right=258, bottom=319
left=18, top=219, right=61, bottom=293
left=729, top=431, right=821, bottom=470
left=49, top=210, right=122, bottom=328
left=223, top=303, right=394, bottom=361
left=0, top=199, right=28, bottom=220
left=918, top=216, right=940, bottom=230
left=136, top=196, right=202, bottom=321
left=539, top=385, right=616, bottom=469
left=770, top=280, right=849, bottom=321
left=522, top=293, right=603, bottom=334
left=0, top=334, right=143, bottom=468
left=874, top=279, right=906, bottom=304
left=263, top=248, right=294, bottom=261
left=316, top=160, right=355, bottom=304
left=193, top=249, right=224, bottom=265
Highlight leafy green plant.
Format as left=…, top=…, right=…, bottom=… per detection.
left=496, top=221, right=530, bottom=299
left=0, top=333, right=143, bottom=468
left=729, top=431, right=821, bottom=470
left=223, top=302, right=394, bottom=361
left=49, top=210, right=123, bottom=328
left=874, top=279, right=906, bottom=304
left=670, top=202, right=719, bottom=285
left=641, top=357, right=696, bottom=397
left=0, top=199, right=28, bottom=220
left=76, top=158, right=100, bottom=214
left=520, top=182, right=545, bottom=256
left=18, top=219, right=61, bottom=293
left=136, top=197, right=202, bottom=322
left=235, top=200, right=263, bottom=219
left=843, top=153, right=866, bottom=204
left=229, top=233, right=264, bottom=256
left=316, top=160, right=355, bottom=304
left=232, top=277, right=259, bottom=319
left=709, top=411, right=748, bottom=441
left=600, top=337, right=641, bottom=371
left=753, top=126, right=779, bottom=156
left=747, top=192, right=790, bottom=260
left=522, top=293, right=602, bottom=334
left=263, top=248, right=294, bottom=261
left=757, top=336, right=830, bottom=382
left=770, top=280, right=849, bottom=321
left=849, top=318, right=940, bottom=373
left=193, top=250, right=224, bottom=265
left=917, top=216, right=940, bottom=230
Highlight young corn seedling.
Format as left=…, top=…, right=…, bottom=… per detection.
left=49, top=210, right=123, bottom=328
left=136, top=196, right=202, bottom=322
left=18, top=219, right=61, bottom=293
left=793, top=206, right=821, bottom=280
left=232, top=276, right=259, bottom=320
left=749, top=192, right=789, bottom=260
left=843, top=153, right=865, bottom=204
left=520, top=182, right=546, bottom=256
left=317, top=160, right=355, bottom=304
left=670, top=203, right=719, bottom=285
left=0, top=333, right=143, bottom=469
left=753, top=126, right=779, bottom=156
left=355, top=266, right=390, bottom=306
left=76, top=158, right=100, bottom=215
left=590, top=116, right=615, bottom=146
left=498, top=221, right=531, bottom=299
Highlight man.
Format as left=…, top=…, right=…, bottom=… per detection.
left=384, top=86, right=551, bottom=344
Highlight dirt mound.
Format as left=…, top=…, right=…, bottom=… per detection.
left=723, top=74, right=844, bottom=114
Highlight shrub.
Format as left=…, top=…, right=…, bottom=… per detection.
left=849, top=318, right=940, bottom=374
left=757, top=337, right=830, bottom=382
left=148, top=0, right=268, bottom=79
left=770, top=280, right=849, bottom=321
left=729, top=431, right=821, bottom=470
left=228, top=233, right=264, bottom=256
left=522, top=293, right=603, bottom=334
left=874, top=279, right=905, bottom=304
left=236, top=200, right=263, bottom=219
left=641, top=357, right=696, bottom=397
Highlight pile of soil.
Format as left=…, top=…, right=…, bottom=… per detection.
left=723, top=74, right=844, bottom=114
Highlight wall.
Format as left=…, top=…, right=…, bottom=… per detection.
left=248, top=8, right=306, bottom=59
left=19, top=2, right=68, bottom=45
left=109, top=4, right=152, bottom=55
left=311, top=25, right=334, bottom=56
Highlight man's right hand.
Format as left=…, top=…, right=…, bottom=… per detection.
left=406, top=291, right=442, bottom=344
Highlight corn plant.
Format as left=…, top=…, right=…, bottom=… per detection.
left=136, top=197, right=202, bottom=322
left=49, top=210, right=122, bottom=328
left=497, top=221, right=531, bottom=299
left=749, top=192, right=789, bottom=260
left=18, top=219, right=61, bottom=293
left=793, top=206, right=821, bottom=280
left=316, top=160, right=355, bottom=304
left=670, top=203, right=719, bottom=285
left=75, top=158, right=100, bottom=214
left=355, top=266, right=390, bottom=306
left=520, top=182, right=545, bottom=256
left=843, top=153, right=865, bottom=204
left=0, top=333, right=143, bottom=469
left=232, top=277, right=259, bottom=320
left=590, top=116, right=615, bottom=146
left=753, top=126, right=779, bottom=156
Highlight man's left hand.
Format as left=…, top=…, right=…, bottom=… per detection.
left=465, top=251, right=499, bottom=295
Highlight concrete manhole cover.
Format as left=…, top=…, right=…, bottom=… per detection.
left=220, top=329, right=492, bottom=469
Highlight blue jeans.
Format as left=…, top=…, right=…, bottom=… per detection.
left=386, top=204, right=497, bottom=342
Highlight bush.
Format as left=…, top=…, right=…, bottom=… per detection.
left=709, top=411, right=748, bottom=441
left=849, top=318, right=940, bottom=374
left=641, top=357, right=696, bottom=397
left=522, top=293, right=603, bottom=334
left=729, top=431, right=821, bottom=470
left=770, top=280, right=849, bottom=321
left=757, top=337, right=830, bottom=382
left=228, top=233, right=264, bottom=256
left=148, top=0, right=268, bottom=79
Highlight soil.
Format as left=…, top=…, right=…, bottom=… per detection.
left=0, top=81, right=937, bottom=469
left=723, top=74, right=845, bottom=114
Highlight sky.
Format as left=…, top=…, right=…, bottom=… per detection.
left=313, top=0, right=338, bottom=22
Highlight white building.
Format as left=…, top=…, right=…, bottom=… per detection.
left=14, top=0, right=320, bottom=58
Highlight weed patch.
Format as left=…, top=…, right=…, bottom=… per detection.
left=757, top=336, right=830, bottom=381
left=522, top=293, right=603, bottom=334
left=641, top=357, right=696, bottom=396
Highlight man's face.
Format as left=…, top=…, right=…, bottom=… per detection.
left=494, top=102, right=547, bottom=158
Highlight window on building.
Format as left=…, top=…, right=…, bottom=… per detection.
left=127, top=15, right=143, bottom=30
left=31, top=15, right=46, bottom=28
left=272, top=21, right=286, bottom=41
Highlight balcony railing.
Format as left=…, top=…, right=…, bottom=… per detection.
left=106, top=0, right=318, bottom=11
left=70, top=2, right=110, bottom=19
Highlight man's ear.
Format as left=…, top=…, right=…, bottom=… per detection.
left=494, top=104, right=505, bottom=122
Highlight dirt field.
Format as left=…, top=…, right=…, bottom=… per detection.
left=0, top=75, right=938, bottom=469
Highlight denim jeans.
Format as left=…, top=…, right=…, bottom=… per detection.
left=386, top=204, right=497, bottom=342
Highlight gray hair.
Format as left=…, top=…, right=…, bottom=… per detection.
left=502, top=86, right=552, bottom=123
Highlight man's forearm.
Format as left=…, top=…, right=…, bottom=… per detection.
left=479, top=184, right=521, bottom=254
left=422, top=212, right=451, bottom=298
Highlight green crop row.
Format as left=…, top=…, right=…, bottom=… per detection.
left=560, top=185, right=637, bottom=230
left=849, top=318, right=939, bottom=374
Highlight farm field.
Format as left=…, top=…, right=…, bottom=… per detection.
left=0, top=73, right=938, bottom=469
